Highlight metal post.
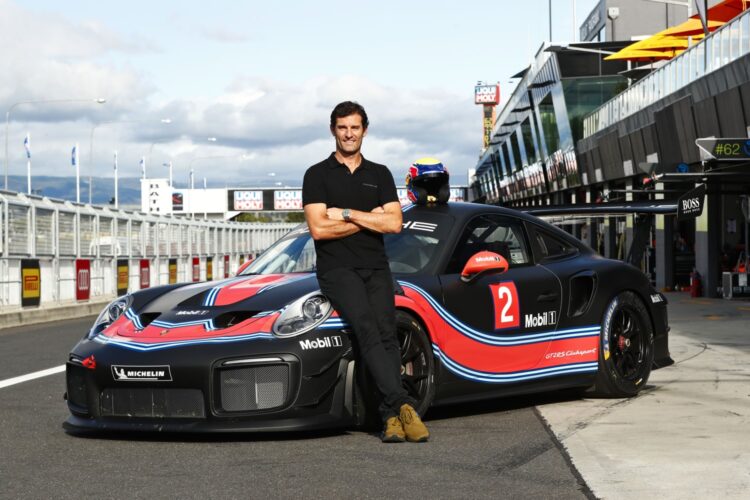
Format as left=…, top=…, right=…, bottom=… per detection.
left=73, top=143, right=80, bottom=204
left=549, top=0, right=553, bottom=42
left=114, top=151, right=119, bottom=209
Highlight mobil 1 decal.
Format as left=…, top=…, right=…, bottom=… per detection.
left=489, top=281, right=520, bottom=329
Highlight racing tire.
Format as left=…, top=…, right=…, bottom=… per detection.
left=354, top=310, right=436, bottom=429
left=592, top=291, right=654, bottom=397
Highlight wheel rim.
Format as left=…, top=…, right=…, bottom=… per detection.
left=397, top=323, right=430, bottom=403
left=609, top=307, right=648, bottom=381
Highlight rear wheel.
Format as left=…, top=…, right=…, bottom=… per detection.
left=593, top=291, right=654, bottom=397
left=354, top=310, right=435, bottom=427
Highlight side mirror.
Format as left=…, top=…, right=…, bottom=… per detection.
left=236, top=259, right=253, bottom=276
left=460, top=251, right=509, bottom=283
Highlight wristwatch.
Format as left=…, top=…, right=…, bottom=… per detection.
left=342, top=208, right=351, bottom=222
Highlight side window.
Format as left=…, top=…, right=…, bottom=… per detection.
left=445, top=215, right=530, bottom=274
left=533, top=227, right=578, bottom=261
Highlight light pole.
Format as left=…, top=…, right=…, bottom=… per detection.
left=163, top=161, right=173, bottom=187
left=144, top=118, right=173, bottom=174
left=5, top=97, right=106, bottom=190
left=89, top=117, right=171, bottom=203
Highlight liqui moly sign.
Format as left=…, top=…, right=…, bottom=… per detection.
left=475, top=84, right=500, bottom=105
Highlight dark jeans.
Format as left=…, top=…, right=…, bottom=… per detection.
left=317, top=267, right=415, bottom=422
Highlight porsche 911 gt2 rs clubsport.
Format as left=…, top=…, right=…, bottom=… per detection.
left=64, top=202, right=671, bottom=433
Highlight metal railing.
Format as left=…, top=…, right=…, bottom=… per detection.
left=0, top=191, right=297, bottom=310
left=584, top=9, right=750, bottom=138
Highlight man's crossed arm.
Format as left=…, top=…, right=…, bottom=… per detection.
left=304, top=202, right=402, bottom=241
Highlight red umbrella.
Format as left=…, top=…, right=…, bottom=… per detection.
left=691, top=0, right=748, bottom=23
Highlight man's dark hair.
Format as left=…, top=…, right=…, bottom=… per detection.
left=330, top=101, right=369, bottom=129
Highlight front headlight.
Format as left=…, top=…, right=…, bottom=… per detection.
left=87, top=295, right=133, bottom=339
left=272, top=291, right=332, bottom=338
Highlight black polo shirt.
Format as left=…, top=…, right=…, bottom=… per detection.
left=302, top=153, right=399, bottom=275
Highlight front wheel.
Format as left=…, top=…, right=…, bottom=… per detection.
left=593, top=291, right=654, bottom=397
left=397, top=310, right=436, bottom=416
left=354, top=310, right=435, bottom=427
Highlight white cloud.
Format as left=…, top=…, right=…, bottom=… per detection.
left=0, top=0, right=154, bottom=121
left=200, top=27, right=251, bottom=44
left=0, top=1, right=480, bottom=190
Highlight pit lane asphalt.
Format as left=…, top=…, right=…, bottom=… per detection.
left=0, top=316, right=593, bottom=499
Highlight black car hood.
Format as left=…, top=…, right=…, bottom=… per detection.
left=135, top=273, right=320, bottom=320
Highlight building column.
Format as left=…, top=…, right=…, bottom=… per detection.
left=571, top=192, right=582, bottom=239
left=694, top=188, right=721, bottom=297
left=602, top=184, right=617, bottom=258
left=585, top=190, right=597, bottom=249
left=655, top=182, right=674, bottom=291
left=625, top=178, right=634, bottom=264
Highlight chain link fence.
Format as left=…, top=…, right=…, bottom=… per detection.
left=0, top=191, right=297, bottom=310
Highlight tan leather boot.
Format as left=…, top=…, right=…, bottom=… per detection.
left=399, top=404, right=429, bottom=442
left=381, top=416, right=406, bottom=443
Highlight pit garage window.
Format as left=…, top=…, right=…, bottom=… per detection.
left=445, top=215, right=530, bottom=274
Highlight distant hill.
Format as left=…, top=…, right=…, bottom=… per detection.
left=6, top=175, right=142, bottom=205
left=4, top=175, right=303, bottom=206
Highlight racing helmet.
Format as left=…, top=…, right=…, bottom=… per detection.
left=405, top=157, right=450, bottom=205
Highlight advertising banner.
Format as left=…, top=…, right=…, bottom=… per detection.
left=474, top=84, right=500, bottom=105
left=231, top=190, right=264, bottom=211
left=168, top=258, right=177, bottom=284
left=117, top=259, right=128, bottom=296
left=140, top=259, right=150, bottom=289
left=172, top=192, right=184, bottom=211
left=483, top=105, right=495, bottom=149
left=192, top=257, right=200, bottom=282
left=274, top=190, right=303, bottom=210
left=206, top=256, right=213, bottom=281
left=75, top=259, right=91, bottom=301
left=21, top=259, right=41, bottom=307
left=224, top=255, right=230, bottom=278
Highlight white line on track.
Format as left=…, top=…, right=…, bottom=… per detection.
left=0, top=365, right=65, bottom=389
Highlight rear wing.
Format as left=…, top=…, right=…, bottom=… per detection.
left=523, top=184, right=705, bottom=221
left=522, top=185, right=706, bottom=267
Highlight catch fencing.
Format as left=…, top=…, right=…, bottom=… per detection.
left=0, top=191, right=296, bottom=311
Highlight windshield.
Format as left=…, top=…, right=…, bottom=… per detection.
left=241, top=212, right=454, bottom=276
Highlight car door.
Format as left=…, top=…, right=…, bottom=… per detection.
left=436, top=214, right=563, bottom=386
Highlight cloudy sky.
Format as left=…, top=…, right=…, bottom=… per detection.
left=1, top=0, right=597, bottom=190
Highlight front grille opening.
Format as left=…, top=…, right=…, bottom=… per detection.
left=219, top=365, right=289, bottom=412
left=66, top=365, right=88, bottom=412
left=100, top=388, right=205, bottom=418
left=212, top=310, right=259, bottom=329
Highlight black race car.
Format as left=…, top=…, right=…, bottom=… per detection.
left=64, top=202, right=671, bottom=433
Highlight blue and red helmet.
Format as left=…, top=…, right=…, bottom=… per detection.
left=405, top=157, right=450, bottom=205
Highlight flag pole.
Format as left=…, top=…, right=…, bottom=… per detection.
left=74, top=143, right=80, bottom=203
left=114, top=150, right=119, bottom=209
left=25, top=133, right=31, bottom=195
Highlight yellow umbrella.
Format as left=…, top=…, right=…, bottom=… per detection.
left=634, top=35, right=691, bottom=51
left=604, top=48, right=684, bottom=62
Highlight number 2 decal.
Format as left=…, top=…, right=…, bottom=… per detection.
left=490, top=282, right=520, bottom=329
